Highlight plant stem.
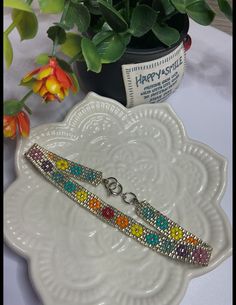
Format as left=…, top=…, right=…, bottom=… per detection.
left=20, top=90, right=34, bottom=104
left=19, top=90, right=33, bottom=115
left=60, top=0, right=71, bottom=22
left=23, top=104, right=32, bottom=115
left=51, top=36, right=58, bottom=56
left=26, top=0, right=34, bottom=5
left=5, top=0, right=34, bottom=36
left=4, top=12, right=23, bottom=36
left=51, top=0, right=71, bottom=56
left=125, top=0, right=130, bottom=21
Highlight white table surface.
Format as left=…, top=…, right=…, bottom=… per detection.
left=4, top=9, right=232, bottom=305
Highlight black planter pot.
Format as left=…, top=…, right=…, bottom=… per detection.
left=75, top=14, right=189, bottom=106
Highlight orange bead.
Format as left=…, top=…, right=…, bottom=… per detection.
left=116, top=215, right=129, bottom=229
left=89, top=198, right=101, bottom=210
left=185, top=237, right=198, bottom=245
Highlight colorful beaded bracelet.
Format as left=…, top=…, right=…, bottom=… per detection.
left=24, top=143, right=213, bottom=266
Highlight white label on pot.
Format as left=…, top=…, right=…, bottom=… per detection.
left=122, top=43, right=185, bottom=108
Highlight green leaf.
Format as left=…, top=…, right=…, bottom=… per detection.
left=4, top=33, right=13, bottom=68
left=64, top=3, right=91, bottom=32
left=130, top=4, right=157, bottom=37
left=4, top=0, right=33, bottom=12
left=119, top=32, right=132, bottom=46
left=186, top=1, right=215, bottom=25
left=170, top=0, right=187, bottom=13
left=53, top=22, right=72, bottom=31
left=70, top=73, right=80, bottom=92
left=35, top=53, right=49, bottom=65
left=102, top=22, right=113, bottom=31
left=56, top=58, right=73, bottom=73
left=11, top=9, right=38, bottom=41
left=19, top=78, right=36, bottom=87
left=217, top=0, right=232, bottom=21
left=38, top=0, right=65, bottom=14
left=92, top=31, right=126, bottom=63
left=47, top=26, right=66, bottom=44
left=81, top=37, right=102, bottom=73
left=74, top=4, right=91, bottom=32
left=152, top=22, right=180, bottom=47
left=84, top=0, right=101, bottom=15
left=159, top=0, right=176, bottom=15
left=97, top=0, right=128, bottom=32
left=60, top=33, right=82, bottom=58
left=4, top=99, right=24, bottom=116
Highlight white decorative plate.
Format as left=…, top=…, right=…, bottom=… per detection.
left=4, top=92, right=232, bottom=305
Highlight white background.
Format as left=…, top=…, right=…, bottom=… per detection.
left=4, top=8, right=232, bottom=305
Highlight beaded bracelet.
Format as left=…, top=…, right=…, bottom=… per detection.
left=24, top=143, right=213, bottom=266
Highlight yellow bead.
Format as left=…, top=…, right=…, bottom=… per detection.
left=131, top=224, right=143, bottom=237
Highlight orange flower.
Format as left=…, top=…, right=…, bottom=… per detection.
left=89, top=198, right=101, bottom=210
left=185, top=236, right=199, bottom=245
left=4, top=111, right=30, bottom=139
left=116, top=215, right=129, bottom=229
left=21, top=57, right=77, bottom=103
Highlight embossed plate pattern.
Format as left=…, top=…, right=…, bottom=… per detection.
left=4, top=92, right=232, bottom=305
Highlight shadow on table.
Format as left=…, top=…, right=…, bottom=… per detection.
left=185, top=50, right=232, bottom=102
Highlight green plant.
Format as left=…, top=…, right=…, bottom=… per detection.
left=3, top=0, right=232, bottom=139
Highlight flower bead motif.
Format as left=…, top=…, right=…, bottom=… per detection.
left=76, top=190, right=88, bottom=202
left=161, top=240, right=175, bottom=254
left=192, top=248, right=209, bottom=265
left=185, top=236, right=199, bottom=245
left=86, top=171, right=97, bottom=181
left=142, top=207, right=155, bottom=220
left=47, top=152, right=56, bottom=160
left=29, top=148, right=43, bottom=161
left=56, top=159, right=69, bottom=170
left=131, top=224, right=143, bottom=238
left=52, top=171, right=65, bottom=183
left=170, top=226, right=183, bottom=241
left=89, top=198, right=101, bottom=210
left=102, top=207, right=114, bottom=220
left=145, top=233, right=159, bottom=246
left=176, top=245, right=189, bottom=258
left=41, top=160, right=53, bottom=172
left=156, top=215, right=169, bottom=230
left=64, top=181, right=77, bottom=193
left=70, top=165, right=83, bottom=176
left=116, top=215, right=129, bottom=229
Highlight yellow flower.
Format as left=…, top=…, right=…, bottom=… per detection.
left=131, top=224, right=143, bottom=237
left=21, top=57, right=77, bottom=103
left=56, top=159, right=69, bottom=170
left=76, top=190, right=88, bottom=202
left=170, top=226, right=183, bottom=241
left=4, top=111, right=30, bottom=139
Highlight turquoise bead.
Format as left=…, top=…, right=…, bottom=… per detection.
left=70, top=165, right=82, bottom=176
left=64, top=181, right=76, bottom=193
left=86, top=171, right=96, bottom=181
left=52, top=171, right=64, bottom=183
left=156, top=215, right=169, bottom=230
left=142, top=207, right=155, bottom=220
left=145, top=233, right=159, bottom=246
left=161, top=240, right=174, bottom=254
